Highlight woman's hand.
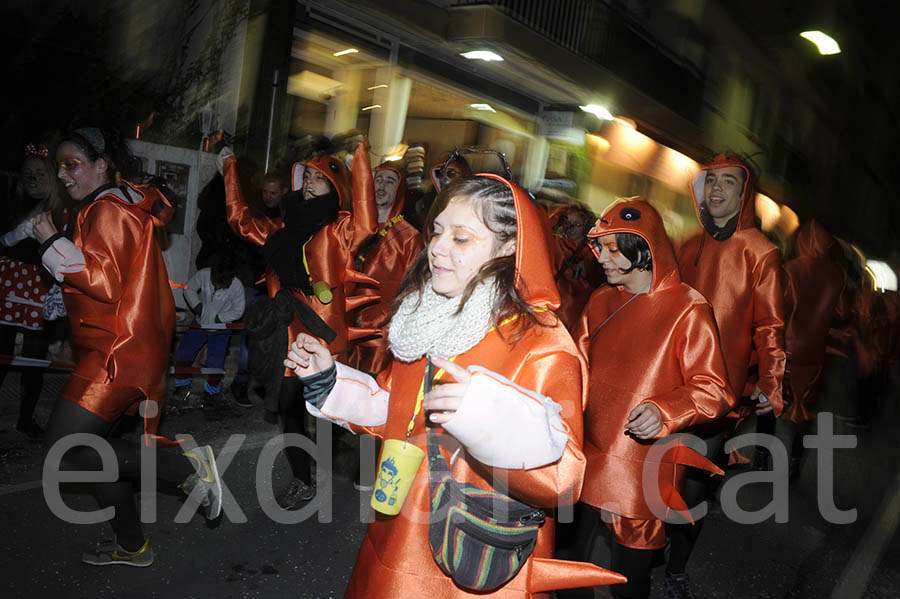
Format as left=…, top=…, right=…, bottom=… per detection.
left=423, top=356, right=472, bottom=425
left=625, top=403, right=663, bottom=440
left=283, top=332, right=333, bottom=377
left=33, top=211, right=58, bottom=243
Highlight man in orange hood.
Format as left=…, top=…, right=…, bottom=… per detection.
left=347, top=164, right=423, bottom=377
left=575, top=198, right=734, bottom=599
left=671, top=152, right=786, bottom=594
left=781, top=220, right=847, bottom=476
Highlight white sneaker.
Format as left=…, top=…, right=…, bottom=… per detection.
left=181, top=445, right=222, bottom=519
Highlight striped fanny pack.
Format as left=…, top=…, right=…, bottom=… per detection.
left=424, top=359, right=545, bottom=592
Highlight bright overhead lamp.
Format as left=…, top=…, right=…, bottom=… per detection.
left=800, top=31, right=841, bottom=55
left=461, top=50, right=504, bottom=62
left=866, top=260, right=898, bottom=292
left=333, top=48, right=359, bottom=57
left=368, top=84, right=388, bottom=90
left=361, top=104, right=382, bottom=111
left=579, top=104, right=614, bottom=120
left=469, top=103, right=496, bottom=112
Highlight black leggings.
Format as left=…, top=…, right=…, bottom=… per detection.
left=610, top=542, right=655, bottom=599
left=278, top=377, right=313, bottom=483
left=45, top=398, right=194, bottom=551
left=665, top=429, right=726, bottom=575
left=0, top=325, right=51, bottom=423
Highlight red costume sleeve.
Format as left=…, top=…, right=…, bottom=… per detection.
left=222, top=157, right=282, bottom=246
left=63, top=200, right=139, bottom=302
left=752, top=247, right=787, bottom=415
left=336, top=141, right=378, bottom=255
left=643, top=303, right=737, bottom=436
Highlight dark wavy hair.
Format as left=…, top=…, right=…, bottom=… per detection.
left=390, top=176, right=553, bottom=342
left=614, top=232, right=653, bottom=273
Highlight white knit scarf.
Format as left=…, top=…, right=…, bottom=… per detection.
left=388, top=280, right=497, bottom=362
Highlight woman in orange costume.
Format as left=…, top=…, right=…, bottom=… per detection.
left=348, top=163, right=424, bottom=376
left=36, top=128, right=220, bottom=567
left=216, top=142, right=379, bottom=508
left=285, top=175, right=625, bottom=597
left=574, top=198, right=735, bottom=599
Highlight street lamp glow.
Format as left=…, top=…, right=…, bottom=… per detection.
left=461, top=50, right=504, bottom=62
left=469, top=103, right=496, bottom=112
left=579, top=104, right=614, bottom=120
left=800, top=31, right=841, bottom=55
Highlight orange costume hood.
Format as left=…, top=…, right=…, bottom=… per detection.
left=291, top=154, right=352, bottom=211
left=430, top=154, right=472, bottom=193
left=578, top=198, right=733, bottom=528
left=480, top=173, right=561, bottom=310
left=690, top=151, right=756, bottom=240
left=374, top=163, right=408, bottom=220
left=588, top=196, right=680, bottom=294
left=792, top=219, right=837, bottom=260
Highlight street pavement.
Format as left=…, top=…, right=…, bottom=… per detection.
left=1, top=356, right=898, bottom=598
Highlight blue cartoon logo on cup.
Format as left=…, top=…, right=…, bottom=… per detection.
left=374, top=456, right=401, bottom=505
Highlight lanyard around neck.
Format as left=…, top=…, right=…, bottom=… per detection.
left=589, top=281, right=651, bottom=342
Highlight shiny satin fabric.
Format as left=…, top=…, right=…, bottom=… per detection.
left=782, top=221, right=846, bottom=423
left=602, top=511, right=667, bottom=550
left=345, top=324, right=624, bottom=597
left=60, top=182, right=175, bottom=445
left=347, top=165, right=424, bottom=375
left=576, top=198, right=734, bottom=540
left=340, top=175, right=623, bottom=596
left=223, top=142, right=380, bottom=363
left=677, top=153, right=786, bottom=416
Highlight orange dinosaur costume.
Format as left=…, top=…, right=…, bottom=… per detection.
left=307, top=174, right=624, bottom=597
left=41, top=182, right=175, bottom=443
left=347, top=164, right=424, bottom=375
left=782, top=220, right=847, bottom=424
left=575, top=198, right=734, bottom=549
left=222, top=142, right=380, bottom=362
left=677, top=153, right=786, bottom=416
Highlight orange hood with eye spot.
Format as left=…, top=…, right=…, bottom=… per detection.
left=291, top=154, right=352, bottom=211
left=587, top=197, right=680, bottom=294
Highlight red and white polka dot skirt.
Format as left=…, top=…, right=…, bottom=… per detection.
left=0, top=256, right=49, bottom=330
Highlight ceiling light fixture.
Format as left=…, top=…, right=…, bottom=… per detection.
left=579, top=104, right=614, bottom=120
left=469, top=103, right=496, bottom=112
left=461, top=50, right=504, bottom=62
left=333, top=48, right=359, bottom=57
left=361, top=104, right=382, bottom=111
left=800, top=31, right=841, bottom=55
left=367, top=84, right=388, bottom=90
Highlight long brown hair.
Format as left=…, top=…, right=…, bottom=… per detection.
left=390, top=176, right=553, bottom=342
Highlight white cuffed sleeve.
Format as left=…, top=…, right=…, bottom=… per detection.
left=441, top=365, right=568, bottom=470
left=41, top=237, right=86, bottom=282
left=306, top=362, right=389, bottom=431
left=2, top=216, right=35, bottom=247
